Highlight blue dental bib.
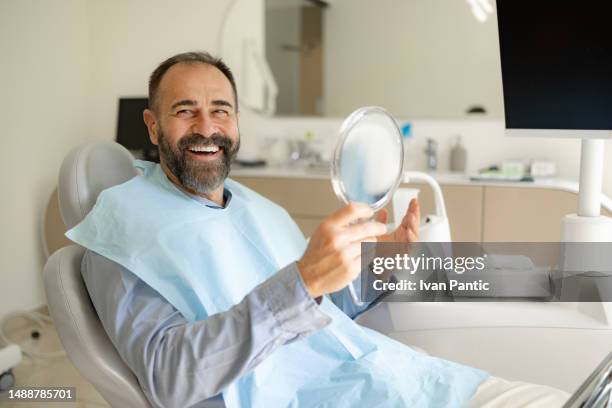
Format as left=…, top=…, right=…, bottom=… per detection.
left=67, top=161, right=487, bottom=407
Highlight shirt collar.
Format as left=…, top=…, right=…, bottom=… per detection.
left=156, top=163, right=232, bottom=209
left=188, top=187, right=232, bottom=209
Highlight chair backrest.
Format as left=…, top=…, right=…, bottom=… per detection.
left=57, top=141, right=139, bottom=229
left=43, top=141, right=151, bottom=407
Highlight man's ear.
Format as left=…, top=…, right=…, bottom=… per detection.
left=143, top=109, right=159, bottom=146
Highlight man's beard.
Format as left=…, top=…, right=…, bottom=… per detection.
left=157, top=129, right=240, bottom=195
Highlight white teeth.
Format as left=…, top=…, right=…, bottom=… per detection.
left=189, top=145, right=219, bottom=153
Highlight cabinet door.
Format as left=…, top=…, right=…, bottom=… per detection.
left=484, top=187, right=612, bottom=241
left=484, top=187, right=570, bottom=241
left=484, top=187, right=583, bottom=241
left=233, top=177, right=339, bottom=236
left=443, top=185, right=484, bottom=242
left=232, top=177, right=340, bottom=217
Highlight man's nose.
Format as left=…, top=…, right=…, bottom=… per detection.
left=192, top=112, right=220, bottom=137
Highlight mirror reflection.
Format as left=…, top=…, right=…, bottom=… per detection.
left=332, top=107, right=404, bottom=211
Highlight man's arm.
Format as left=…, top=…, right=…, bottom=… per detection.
left=329, top=286, right=371, bottom=320
left=82, top=250, right=331, bottom=408
left=329, top=271, right=397, bottom=320
left=329, top=200, right=420, bottom=320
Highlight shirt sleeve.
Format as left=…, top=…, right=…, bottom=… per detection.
left=81, top=250, right=331, bottom=408
left=329, top=272, right=398, bottom=320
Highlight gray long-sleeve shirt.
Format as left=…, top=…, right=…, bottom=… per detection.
left=81, top=188, right=378, bottom=408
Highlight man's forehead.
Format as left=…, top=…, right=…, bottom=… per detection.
left=158, top=62, right=234, bottom=107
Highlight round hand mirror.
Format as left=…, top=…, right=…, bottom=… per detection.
left=331, top=106, right=404, bottom=211
left=330, top=106, right=405, bottom=304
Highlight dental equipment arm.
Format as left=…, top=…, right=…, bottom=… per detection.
left=348, top=171, right=450, bottom=306
left=404, top=171, right=448, bottom=220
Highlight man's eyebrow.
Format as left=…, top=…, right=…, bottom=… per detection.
left=170, top=99, right=198, bottom=110
left=211, top=99, right=234, bottom=110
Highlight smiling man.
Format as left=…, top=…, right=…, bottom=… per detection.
left=144, top=58, right=240, bottom=205
left=69, top=51, right=567, bottom=407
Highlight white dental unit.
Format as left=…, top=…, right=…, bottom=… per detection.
left=0, top=344, right=21, bottom=392
left=357, top=0, right=612, bottom=395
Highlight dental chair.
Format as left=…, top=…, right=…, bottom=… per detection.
left=40, top=141, right=401, bottom=408
left=42, top=141, right=151, bottom=407
left=39, top=141, right=612, bottom=406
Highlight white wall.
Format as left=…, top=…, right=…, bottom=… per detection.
left=324, top=0, right=503, bottom=118
left=88, top=0, right=264, bottom=142
left=87, top=0, right=233, bottom=141
left=1, top=0, right=610, bottom=316
left=0, top=0, right=264, bottom=314
left=0, top=0, right=91, bottom=314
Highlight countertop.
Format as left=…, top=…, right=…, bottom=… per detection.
left=230, top=164, right=612, bottom=212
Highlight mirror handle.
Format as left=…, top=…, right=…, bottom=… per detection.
left=348, top=282, right=365, bottom=306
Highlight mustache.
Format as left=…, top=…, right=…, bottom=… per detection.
left=177, top=133, right=233, bottom=151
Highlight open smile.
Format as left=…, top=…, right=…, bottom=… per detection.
left=185, top=145, right=224, bottom=161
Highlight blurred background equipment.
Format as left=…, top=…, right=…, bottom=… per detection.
left=116, top=98, right=158, bottom=162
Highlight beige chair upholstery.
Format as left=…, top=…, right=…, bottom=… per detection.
left=57, top=141, right=139, bottom=230
left=42, top=141, right=150, bottom=407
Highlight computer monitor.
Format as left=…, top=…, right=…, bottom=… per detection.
left=116, top=98, right=159, bottom=160
left=496, top=1, right=612, bottom=139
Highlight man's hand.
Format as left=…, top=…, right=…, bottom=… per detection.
left=377, top=198, right=420, bottom=243
left=297, top=203, right=387, bottom=299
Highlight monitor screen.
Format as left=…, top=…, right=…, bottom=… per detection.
left=497, top=1, right=612, bottom=131
left=116, top=98, right=156, bottom=151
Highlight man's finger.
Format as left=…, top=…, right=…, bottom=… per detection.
left=376, top=208, right=388, bottom=225
left=327, top=203, right=374, bottom=229
left=342, top=241, right=366, bottom=262
left=402, top=199, right=420, bottom=229
left=408, top=212, right=419, bottom=235
left=411, top=198, right=420, bottom=221
left=408, top=228, right=418, bottom=243
left=340, top=221, right=387, bottom=244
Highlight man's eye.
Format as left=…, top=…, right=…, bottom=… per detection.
left=176, top=109, right=194, bottom=117
left=214, top=109, right=229, bottom=116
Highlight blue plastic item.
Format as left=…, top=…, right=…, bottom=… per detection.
left=401, top=122, right=412, bottom=139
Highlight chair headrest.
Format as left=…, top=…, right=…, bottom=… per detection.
left=58, top=141, right=139, bottom=229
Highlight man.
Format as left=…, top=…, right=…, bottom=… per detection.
left=70, top=52, right=569, bottom=407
